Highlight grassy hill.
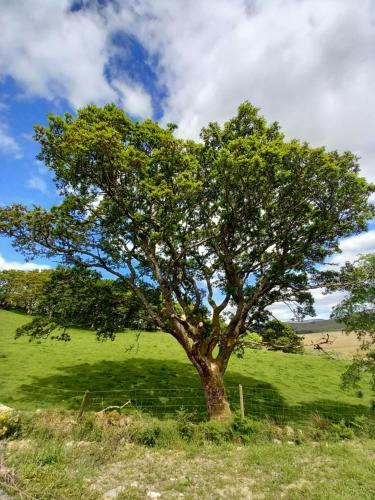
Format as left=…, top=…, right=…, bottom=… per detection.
left=288, top=318, right=343, bottom=333
left=0, top=309, right=371, bottom=423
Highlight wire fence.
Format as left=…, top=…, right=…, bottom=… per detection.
left=2, top=381, right=373, bottom=425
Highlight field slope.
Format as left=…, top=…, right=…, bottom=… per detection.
left=0, top=309, right=371, bottom=422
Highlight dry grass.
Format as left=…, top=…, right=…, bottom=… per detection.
left=303, top=331, right=371, bottom=358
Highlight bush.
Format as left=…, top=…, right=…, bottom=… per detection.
left=330, top=421, right=355, bottom=440
left=0, top=411, right=20, bottom=439
left=231, top=414, right=260, bottom=442
left=200, top=420, right=233, bottom=444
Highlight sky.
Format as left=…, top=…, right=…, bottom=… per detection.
left=0, top=0, right=374, bottom=320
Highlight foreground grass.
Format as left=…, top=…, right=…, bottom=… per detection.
left=0, top=309, right=372, bottom=424
left=1, top=410, right=375, bottom=499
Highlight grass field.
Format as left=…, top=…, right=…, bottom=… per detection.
left=0, top=309, right=372, bottom=423
left=1, top=410, right=375, bottom=499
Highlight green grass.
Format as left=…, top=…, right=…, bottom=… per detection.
left=1, top=410, right=375, bottom=499
left=0, top=309, right=372, bottom=423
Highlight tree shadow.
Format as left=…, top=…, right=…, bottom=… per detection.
left=12, top=358, right=372, bottom=422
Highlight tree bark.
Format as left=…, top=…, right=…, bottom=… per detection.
left=199, top=362, right=231, bottom=420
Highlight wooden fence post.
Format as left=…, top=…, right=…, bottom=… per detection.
left=239, top=384, right=245, bottom=419
left=78, top=390, right=90, bottom=419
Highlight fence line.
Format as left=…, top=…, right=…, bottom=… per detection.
left=1, top=381, right=373, bottom=424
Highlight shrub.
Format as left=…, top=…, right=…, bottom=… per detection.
left=231, top=415, right=260, bottom=442
left=0, top=411, right=20, bottom=439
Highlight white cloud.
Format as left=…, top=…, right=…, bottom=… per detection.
left=2, top=0, right=375, bottom=183
left=327, top=230, right=375, bottom=267
left=0, top=1, right=152, bottom=115
left=112, top=79, right=153, bottom=118
left=0, top=124, right=22, bottom=158
left=117, top=0, right=375, bottom=182
left=27, top=176, right=49, bottom=194
left=268, top=231, right=375, bottom=319
left=0, top=253, right=50, bottom=271
left=268, top=288, right=347, bottom=321
left=0, top=1, right=113, bottom=108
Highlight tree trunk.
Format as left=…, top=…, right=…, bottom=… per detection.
left=199, top=363, right=231, bottom=420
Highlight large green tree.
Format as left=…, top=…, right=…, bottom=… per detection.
left=0, top=103, right=373, bottom=418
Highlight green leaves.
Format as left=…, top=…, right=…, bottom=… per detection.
left=0, top=101, right=374, bottom=361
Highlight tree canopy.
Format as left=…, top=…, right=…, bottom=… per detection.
left=0, top=267, right=159, bottom=337
left=0, top=269, right=52, bottom=313
left=0, top=102, right=374, bottom=418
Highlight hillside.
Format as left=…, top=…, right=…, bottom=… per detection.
left=0, top=309, right=371, bottom=422
left=289, top=318, right=343, bottom=333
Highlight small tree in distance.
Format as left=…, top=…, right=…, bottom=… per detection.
left=260, top=320, right=304, bottom=353
left=0, top=102, right=373, bottom=418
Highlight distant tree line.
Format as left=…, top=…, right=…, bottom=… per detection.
left=0, top=267, right=160, bottom=335
left=0, top=267, right=304, bottom=352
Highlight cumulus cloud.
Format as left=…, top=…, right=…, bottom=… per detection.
left=0, top=253, right=50, bottom=271
left=268, top=231, right=375, bottom=319
left=2, top=0, right=375, bottom=179
left=0, top=0, right=153, bottom=116
left=0, top=124, right=22, bottom=158
left=268, top=288, right=347, bottom=321
left=112, top=79, right=153, bottom=118
left=118, top=0, right=375, bottom=181
left=26, top=175, right=49, bottom=194
left=328, top=230, right=375, bottom=266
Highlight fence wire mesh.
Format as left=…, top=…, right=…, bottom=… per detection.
left=2, top=380, right=372, bottom=425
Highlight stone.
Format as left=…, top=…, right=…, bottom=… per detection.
left=147, top=491, right=161, bottom=498
left=103, top=486, right=126, bottom=499
left=287, top=441, right=295, bottom=446
left=285, top=426, right=294, bottom=436
left=272, top=438, right=282, bottom=444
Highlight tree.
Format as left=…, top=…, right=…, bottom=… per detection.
left=15, top=267, right=160, bottom=340
left=329, top=254, right=375, bottom=393
left=0, top=269, right=52, bottom=313
left=259, top=320, right=304, bottom=353
left=0, top=102, right=373, bottom=418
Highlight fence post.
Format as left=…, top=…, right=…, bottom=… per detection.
left=239, top=384, right=245, bottom=419
left=78, top=390, right=90, bottom=419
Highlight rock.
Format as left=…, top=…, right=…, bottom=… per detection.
left=0, top=404, right=13, bottom=414
left=272, top=438, right=282, bottom=444
left=311, top=441, right=320, bottom=447
left=103, top=486, right=126, bottom=499
left=285, top=426, right=294, bottom=436
left=287, top=441, right=295, bottom=446
left=147, top=491, right=161, bottom=498
left=130, top=481, right=139, bottom=488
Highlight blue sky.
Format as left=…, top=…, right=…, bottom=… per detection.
left=1, top=0, right=375, bottom=319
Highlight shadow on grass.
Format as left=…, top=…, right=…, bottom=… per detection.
left=12, top=358, right=372, bottom=423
